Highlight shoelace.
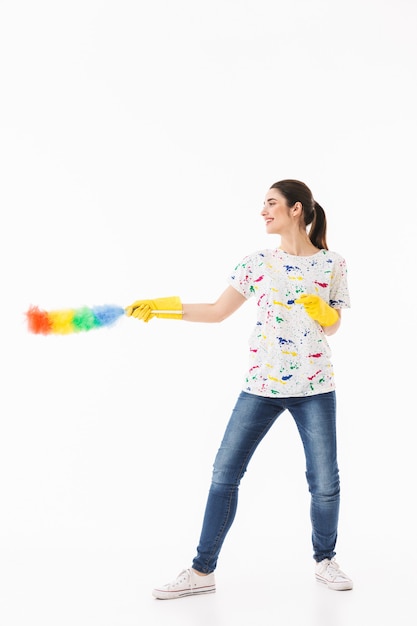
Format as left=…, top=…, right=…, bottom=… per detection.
left=325, top=559, right=350, bottom=581
left=171, top=569, right=190, bottom=587
left=326, top=559, right=340, bottom=575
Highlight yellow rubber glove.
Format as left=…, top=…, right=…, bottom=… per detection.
left=295, top=294, right=339, bottom=327
left=125, top=296, right=183, bottom=323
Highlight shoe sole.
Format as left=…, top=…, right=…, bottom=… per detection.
left=315, top=575, right=353, bottom=591
left=153, top=587, right=216, bottom=600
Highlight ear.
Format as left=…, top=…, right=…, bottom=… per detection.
left=292, top=201, right=303, bottom=215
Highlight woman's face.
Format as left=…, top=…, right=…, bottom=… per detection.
left=261, top=188, right=292, bottom=234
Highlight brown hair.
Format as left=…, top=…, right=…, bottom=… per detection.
left=269, top=179, right=328, bottom=250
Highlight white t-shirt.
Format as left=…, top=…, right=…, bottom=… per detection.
left=228, top=248, right=350, bottom=398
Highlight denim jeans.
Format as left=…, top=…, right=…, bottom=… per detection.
left=192, top=390, right=340, bottom=573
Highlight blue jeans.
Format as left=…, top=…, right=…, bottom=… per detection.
left=192, top=390, right=340, bottom=573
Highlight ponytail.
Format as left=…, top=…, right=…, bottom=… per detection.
left=308, top=201, right=328, bottom=250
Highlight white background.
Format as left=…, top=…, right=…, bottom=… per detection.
left=1, top=1, right=416, bottom=624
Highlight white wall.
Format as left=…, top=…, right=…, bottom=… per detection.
left=1, top=1, right=416, bottom=625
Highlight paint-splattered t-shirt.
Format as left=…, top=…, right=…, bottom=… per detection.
left=228, top=248, right=350, bottom=398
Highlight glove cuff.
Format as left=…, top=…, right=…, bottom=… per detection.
left=154, top=296, right=183, bottom=319
left=320, top=304, right=339, bottom=327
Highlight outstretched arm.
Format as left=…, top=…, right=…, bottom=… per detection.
left=125, top=285, right=247, bottom=323
left=182, top=286, right=247, bottom=323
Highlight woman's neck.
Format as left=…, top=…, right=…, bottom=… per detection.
left=278, top=234, right=320, bottom=256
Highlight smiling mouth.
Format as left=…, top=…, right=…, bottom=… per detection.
left=265, top=218, right=273, bottom=224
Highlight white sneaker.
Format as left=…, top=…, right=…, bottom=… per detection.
left=152, top=568, right=216, bottom=600
left=315, top=558, right=353, bottom=590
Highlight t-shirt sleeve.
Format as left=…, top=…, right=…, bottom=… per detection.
left=330, top=255, right=351, bottom=309
left=228, top=254, right=256, bottom=299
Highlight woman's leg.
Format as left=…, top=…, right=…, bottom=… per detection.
left=192, top=391, right=284, bottom=573
left=289, top=391, right=340, bottom=562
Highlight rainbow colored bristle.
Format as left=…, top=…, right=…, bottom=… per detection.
left=26, top=305, right=125, bottom=335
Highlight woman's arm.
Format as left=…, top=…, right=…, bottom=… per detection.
left=182, top=285, right=247, bottom=323
left=322, top=310, right=341, bottom=336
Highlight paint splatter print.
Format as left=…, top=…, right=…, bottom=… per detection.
left=229, top=248, right=350, bottom=397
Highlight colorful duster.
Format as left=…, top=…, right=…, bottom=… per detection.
left=26, top=305, right=126, bottom=335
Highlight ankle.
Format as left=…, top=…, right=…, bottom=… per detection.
left=192, top=568, right=208, bottom=576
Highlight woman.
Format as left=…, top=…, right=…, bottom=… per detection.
left=126, top=179, right=353, bottom=598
